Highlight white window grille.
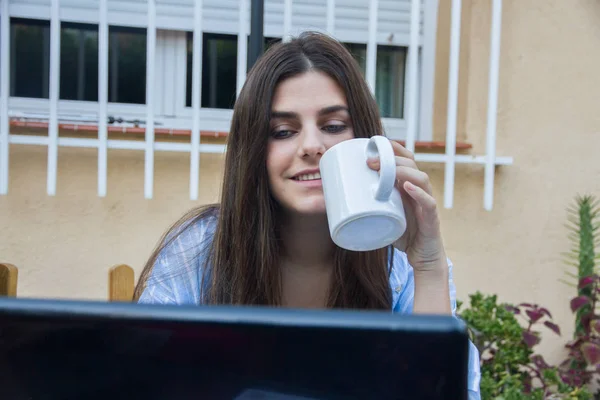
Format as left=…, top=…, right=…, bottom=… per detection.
left=0, top=0, right=512, bottom=209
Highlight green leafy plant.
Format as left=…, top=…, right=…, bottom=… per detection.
left=457, top=292, right=592, bottom=399
left=455, top=195, right=600, bottom=398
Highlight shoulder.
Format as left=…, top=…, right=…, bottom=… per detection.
left=153, top=211, right=217, bottom=276
left=139, top=209, right=218, bottom=304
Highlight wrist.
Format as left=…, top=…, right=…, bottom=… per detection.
left=412, top=258, right=451, bottom=315
left=410, top=246, right=448, bottom=274
left=413, top=259, right=449, bottom=282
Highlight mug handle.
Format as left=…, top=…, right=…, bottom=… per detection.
left=366, top=136, right=396, bottom=201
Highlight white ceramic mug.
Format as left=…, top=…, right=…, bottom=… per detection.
left=319, top=136, right=406, bottom=251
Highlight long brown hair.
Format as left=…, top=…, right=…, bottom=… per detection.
left=134, top=31, right=392, bottom=309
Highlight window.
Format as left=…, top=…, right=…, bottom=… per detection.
left=185, top=34, right=281, bottom=109
left=345, top=43, right=406, bottom=119
left=11, top=18, right=50, bottom=99
left=375, top=45, right=406, bottom=120
left=9, top=17, right=407, bottom=121
left=10, top=18, right=146, bottom=104
left=185, top=33, right=238, bottom=109
left=60, top=22, right=98, bottom=102
left=108, top=26, right=146, bottom=104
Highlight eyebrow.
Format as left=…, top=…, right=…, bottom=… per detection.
left=270, top=105, right=349, bottom=120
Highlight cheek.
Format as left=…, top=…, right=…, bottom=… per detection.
left=266, top=146, right=291, bottom=205
left=266, top=143, right=287, bottom=183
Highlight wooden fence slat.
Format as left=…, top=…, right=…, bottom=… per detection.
left=0, top=263, right=137, bottom=301
left=0, top=263, right=18, bottom=297
left=108, top=264, right=135, bottom=302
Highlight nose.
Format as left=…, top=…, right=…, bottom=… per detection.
left=298, top=127, right=326, bottom=159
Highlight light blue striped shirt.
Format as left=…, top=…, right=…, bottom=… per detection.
left=139, top=215, right=481, bottom=399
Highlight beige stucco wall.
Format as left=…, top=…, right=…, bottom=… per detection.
left=1, top=0, right=600, bottom=365
left=430, top=0, right=600, bottom=363
left=0, top=141, right=225, bottom=299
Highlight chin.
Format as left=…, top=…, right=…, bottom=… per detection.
left=284, top=198, right=327, bottom=216
left=298, top=207, right=327, bottom=216
left=296, top=201, right=327, bottom=215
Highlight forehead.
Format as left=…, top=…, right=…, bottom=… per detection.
left=271, top=71, right=348, bottom=112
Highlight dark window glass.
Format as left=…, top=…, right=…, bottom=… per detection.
left=10, top=18, right=50, bottom=99
left=186, top=34, right=281, bottom=109
left=10, top=18, right=146, bottom=105
left=375, top=45, right=406, bottom=119
left=344, top=43, right=406, bottom=119
left=186, top=33, right=237, bottom=109
left=60, top=22, right=98, bottom=101
left=108, top=26, right=147, bottom=104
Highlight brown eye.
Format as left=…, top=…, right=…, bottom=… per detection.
left=322, top=125, right=347, bottom=134
left=271, top=130, right=294, bottom=139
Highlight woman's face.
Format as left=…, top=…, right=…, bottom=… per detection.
left=267, top=71, right=354, bottom=216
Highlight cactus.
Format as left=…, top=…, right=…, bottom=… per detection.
left=563, top=195, right=600, bottom=337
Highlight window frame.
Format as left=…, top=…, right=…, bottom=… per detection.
left=4, top=0, right=438, bottom=141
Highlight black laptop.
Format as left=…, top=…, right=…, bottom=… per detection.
left=0, top=297, right=469, bottom=400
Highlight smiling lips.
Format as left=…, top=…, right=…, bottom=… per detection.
left=291, top=171, right=322, bottom=187
left=293, top=172, right=321, bottom=181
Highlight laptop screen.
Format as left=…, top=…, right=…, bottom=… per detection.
left=0, top=298, right=469, bottom=400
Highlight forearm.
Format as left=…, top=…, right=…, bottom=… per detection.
left=412, top=259, right=452, bottom=315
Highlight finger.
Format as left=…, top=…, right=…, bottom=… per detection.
left=404, top=181, right=436, bottom=210
left=367, top=139, right=415, bottom=168
left=391, top=140, right=415, bottom=161
left=404, top=181, right=440, bottom=235
left=366, top=157, right=380, bottom=170
left=395, top=156, right=418, bottom=170
left=396, top=166, right=432, bottom=195
left=367, top=156, right=418, bottom=171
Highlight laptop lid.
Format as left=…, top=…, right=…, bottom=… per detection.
left=0, top=297, right=469, bottom=400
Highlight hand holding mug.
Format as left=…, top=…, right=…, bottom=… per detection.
left=367, top=140, right=447, bottom=273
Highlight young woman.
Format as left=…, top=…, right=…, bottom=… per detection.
left=135, top=31, right=480, bottom=398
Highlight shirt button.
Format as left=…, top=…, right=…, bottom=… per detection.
left=394, top=286, right=402, bottom=293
